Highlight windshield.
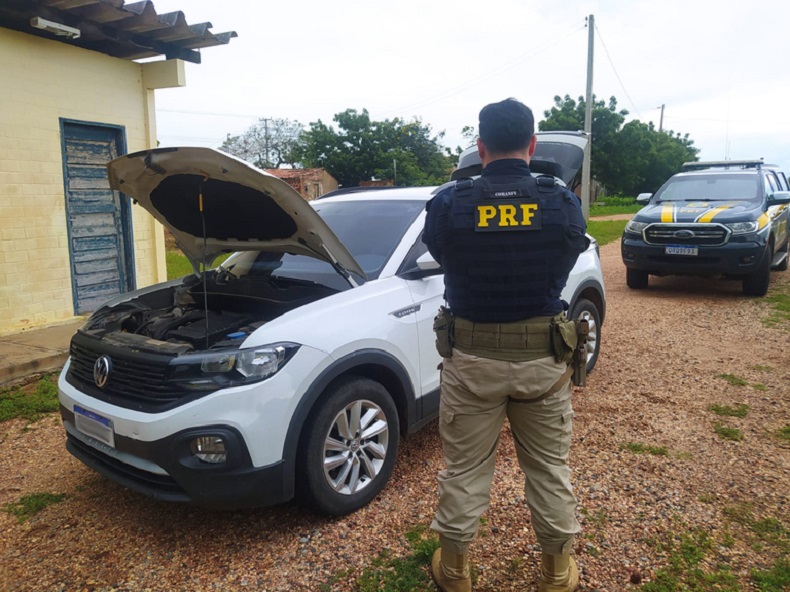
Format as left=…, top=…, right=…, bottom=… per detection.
left=222, top=199, right=425, bottom=290
left=654, top=174, right=761, bottom=202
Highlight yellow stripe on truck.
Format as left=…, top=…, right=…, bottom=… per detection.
left=757, top=213, right=770, bottom=230
left=661, top=205, right=674, bottom=222
left=697, top=205, right=732, bottom=223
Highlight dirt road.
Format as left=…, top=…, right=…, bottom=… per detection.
left=1, top=241, right=788, bottom=591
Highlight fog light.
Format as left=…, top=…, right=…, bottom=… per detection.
left=741, top=255, right=755, bottom=264
left=624, top=252, right=635, bottom=261
left=190, top=436, right=227, bottom=464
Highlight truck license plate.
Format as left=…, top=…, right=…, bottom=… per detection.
left=74, top=405, right=115, bottom=448
left=665, top=245, right=698, bottom=256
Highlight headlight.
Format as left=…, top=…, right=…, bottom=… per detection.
left=726, top=221, right=759, bottom=235
left=169, top=343, right=300, bottom=390
left=727, top=220, right=760, bottom=234
left=625, top=220, right=648, bottom=234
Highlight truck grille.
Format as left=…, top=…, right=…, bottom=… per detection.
left=644, top=223, right=730, bottom=247
left=67, top=334, right=199, bottom=412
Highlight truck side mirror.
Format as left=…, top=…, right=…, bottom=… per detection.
left=636, top=193, right=652, bottom=204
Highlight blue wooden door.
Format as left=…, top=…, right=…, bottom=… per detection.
left=61, top=121, right=135, bottom=314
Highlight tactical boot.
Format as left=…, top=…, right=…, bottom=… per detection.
left=538, top=553, right=579, bottom=592
left=431, top=547, right=471, bottom=592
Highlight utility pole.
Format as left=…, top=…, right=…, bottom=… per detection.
left=658, top=104, right=665, bottom=132
left=581, top=14, right=594, bottom=220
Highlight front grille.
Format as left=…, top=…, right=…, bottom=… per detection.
left=644, top=223, right=730, bottom=247
left=67, top=333, right=202, bottom=412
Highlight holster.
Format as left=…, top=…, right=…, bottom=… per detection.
left=550, top=316, right=577, bottom=364
left=433, top=306, right=455, bottom=358
left=572, top=318, right=590, bottom=387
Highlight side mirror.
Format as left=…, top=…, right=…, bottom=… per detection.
left=401, top=252, right=442, bottom=280
left=417, top=252, right=441, bottom=272
left=768, top=190, right=790, bottom=205
left=636, top=193, right=652, bottom=205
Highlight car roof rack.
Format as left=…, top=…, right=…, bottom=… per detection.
left=682, top=159, right=764, bottom=171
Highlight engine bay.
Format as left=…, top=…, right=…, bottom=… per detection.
left=81, top=269, right=338, bottom=352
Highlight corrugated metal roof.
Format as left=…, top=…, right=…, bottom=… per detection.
left=0, top=0, right=236, bottom=63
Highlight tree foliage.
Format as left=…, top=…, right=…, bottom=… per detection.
left=295, top=109, right=454, bottom=187
left=539, top=95, right=699, bottom=195
left=220, top=117, right=303, bottom=169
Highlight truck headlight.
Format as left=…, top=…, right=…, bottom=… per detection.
left=625, top=220, right=648, bottom=234
left=726, top=221, right=759, bottom=235
left=169, top=343, right=300, bottom=390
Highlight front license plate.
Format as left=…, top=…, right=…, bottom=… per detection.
left=665, top=244, right=698, bottom=256
left=74, top=405, right=115, bottom=448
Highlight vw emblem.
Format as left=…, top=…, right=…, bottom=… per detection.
left=93, top=355, right=112, bottom=388
left=674, top=229, right=695, bottom=239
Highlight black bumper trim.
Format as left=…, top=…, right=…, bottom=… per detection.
left=61, top=405, right=291, bottom=509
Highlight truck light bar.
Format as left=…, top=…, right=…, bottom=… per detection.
left=682, top=159, right=764, bottom=171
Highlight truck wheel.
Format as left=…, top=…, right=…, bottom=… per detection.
left=742, top=248, right=771, bottom=296
left=626, top=268, right=649, bottom=289
left=298, top=377, right=400, bottom=516
left=570, top=298, right=601, bottom=373
left=775, top=241, right=788, bottom=272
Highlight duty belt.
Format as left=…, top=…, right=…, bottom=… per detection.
left=452, top=315, right=560, bottom=362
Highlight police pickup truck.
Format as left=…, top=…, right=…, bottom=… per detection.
left=621, top=160, right=790, bottom=296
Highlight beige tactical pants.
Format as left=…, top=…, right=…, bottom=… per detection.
left=431, top=349, right=580, bottom=555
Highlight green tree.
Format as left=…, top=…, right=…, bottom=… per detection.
left=610, top=121, right=699, bottom=195
left=220, top=117, right=303, bottom=169
left=539, top=94, right=698, bottom=195
left=296, top=109, right=454, bottom=187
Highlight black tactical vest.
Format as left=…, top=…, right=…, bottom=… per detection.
left=439, top=174, right=588, bottom=323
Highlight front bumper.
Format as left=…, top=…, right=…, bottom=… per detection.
left=61, top=404, right=291, bottom=509
left=621, top=233, right=767, bottom=276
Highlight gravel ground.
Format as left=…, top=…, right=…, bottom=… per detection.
left=1, top=240, right=789, bottom=591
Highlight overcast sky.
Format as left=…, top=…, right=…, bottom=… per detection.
left=149, top=0, right=790, bottom=177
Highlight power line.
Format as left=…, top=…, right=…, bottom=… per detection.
left=594, top=23, right=641, bottom=119
left=381, top=19, right=588, bottom=118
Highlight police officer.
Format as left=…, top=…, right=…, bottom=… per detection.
left=423, top=98, right=588, bottom=592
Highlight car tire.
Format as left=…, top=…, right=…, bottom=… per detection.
left=298, top=376, right=400, bottom=516
left=774, top=241, right=788, bottom=272
left=742, top=247, right=772, bottom=296
left=570, top=298, right=601, bottom=374
left=626, top=268, right=649, bottom=289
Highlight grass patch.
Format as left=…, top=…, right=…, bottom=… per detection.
left=715, top=424, right=744, bottom=441
left=0, top=375, right=59, bottom=422
left=718, top=373, right=749, bottom=386
left=166, top=250, right=195, bottom=280
left=580, top=507, right=609, bottom=525
left=353, top=525, right=440, bottom=592
left=3, top=492, right=66, bottom=522
left=763, top=283, right=790, bottom=327
left=642, top=515, right=789, bottom=591
left=708, top=403, right=749, bottom=418
left=752, top=558, right=790, bottom=591
left=777, top=425, right=790, bottom=443
left=752, top=364, right=773, bottom=372
left=587, top=219, right=628, bottom=246
left=622, top=441, right=669, bottom=456
left=166, top=250, right=233, bottom=281
left=590, top=196, right=641, bottom=216
left=642, top=527, right=740, bottom=592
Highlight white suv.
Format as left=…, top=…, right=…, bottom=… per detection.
left=58, top=141, right=605, bottom=515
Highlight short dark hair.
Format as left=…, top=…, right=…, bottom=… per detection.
left=478, top=98, right=534, bottom=154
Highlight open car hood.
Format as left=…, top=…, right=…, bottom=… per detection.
left=451, top=131, right=587, bottom=186
left=107, top=147, right=366, bottom=280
